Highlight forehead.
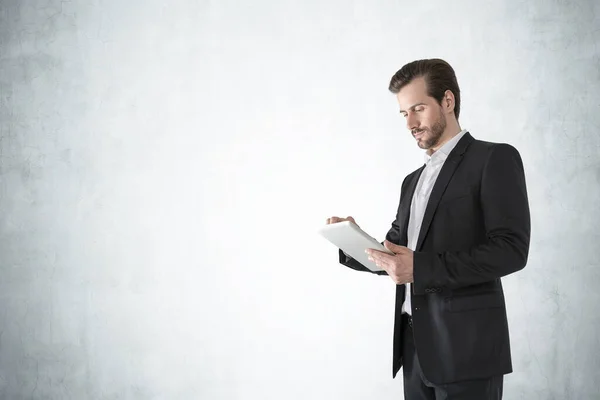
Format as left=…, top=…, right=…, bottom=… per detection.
left=395, top=77, right=431, bottom=108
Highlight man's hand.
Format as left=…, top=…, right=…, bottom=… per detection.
left=366, top=240, right=414, bottom=284
left=325, top=216, right=358, bottom=227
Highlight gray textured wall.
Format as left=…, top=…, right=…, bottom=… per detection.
left=1, top=0, right=599, bottom=399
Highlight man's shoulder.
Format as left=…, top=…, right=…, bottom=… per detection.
left=468, top=134, right=521, bottom=157
left=404, top=163, right=425, bottom=181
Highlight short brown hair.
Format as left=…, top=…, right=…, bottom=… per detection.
left=388, top=58, right=461, bottom=119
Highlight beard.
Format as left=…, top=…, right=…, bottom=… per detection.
left=414, top=108, right=447, bottom=150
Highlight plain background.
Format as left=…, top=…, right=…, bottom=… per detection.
left=1, top=0, right=599, bottom=398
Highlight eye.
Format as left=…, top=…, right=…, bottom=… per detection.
left=415, top=106, right=424, bottom=112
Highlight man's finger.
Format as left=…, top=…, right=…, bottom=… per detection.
left=366, top=248, right=395, bottom=262
left=368, top=254, right=390, bottom=269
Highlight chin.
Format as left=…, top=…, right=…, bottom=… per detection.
left=417, top=138, right=432, bottom=149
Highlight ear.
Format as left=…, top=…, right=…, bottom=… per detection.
left=443, top=89, right=455, bottom=114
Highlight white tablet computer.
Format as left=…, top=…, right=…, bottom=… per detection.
left=318, top=220, right=394, bottom=272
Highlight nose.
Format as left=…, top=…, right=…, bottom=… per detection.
left=406, top=112, right=419, bottom=131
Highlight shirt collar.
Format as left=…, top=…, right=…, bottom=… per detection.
left=424, top=129, right=468, bottom=164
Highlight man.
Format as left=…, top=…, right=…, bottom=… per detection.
left=326, top=58, right=530, bottom=399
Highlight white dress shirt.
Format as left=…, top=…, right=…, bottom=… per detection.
left=402, top=129, right=468, bottom=315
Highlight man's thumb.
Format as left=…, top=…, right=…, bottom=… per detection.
left=384, top=240, right=403, bottom=253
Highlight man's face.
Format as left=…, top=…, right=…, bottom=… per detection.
left=396, top=77, right=446, bottom=151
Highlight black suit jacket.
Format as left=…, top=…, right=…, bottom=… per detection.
left=339, top=132, right=531, bottom=385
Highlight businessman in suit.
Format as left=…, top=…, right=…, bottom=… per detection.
left=326, top=59, right=530, bottom=399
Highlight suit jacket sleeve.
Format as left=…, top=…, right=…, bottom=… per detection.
left=413, top=143, right=531, bottom=294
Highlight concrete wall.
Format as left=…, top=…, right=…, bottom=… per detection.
left=1, top=0, right=599, bottom=398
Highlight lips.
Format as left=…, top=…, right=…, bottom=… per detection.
left=413, top=130, right=426, bottom=140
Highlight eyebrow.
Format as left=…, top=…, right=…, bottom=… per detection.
left=399, top=102, right=426, bottom=114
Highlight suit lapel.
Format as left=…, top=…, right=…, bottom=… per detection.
left=415, top=132, right=474, bottom=251
left=399, top=165, right=425, bottom=244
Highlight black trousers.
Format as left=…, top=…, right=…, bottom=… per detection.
left=401, top=314, right=504, bottom=400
